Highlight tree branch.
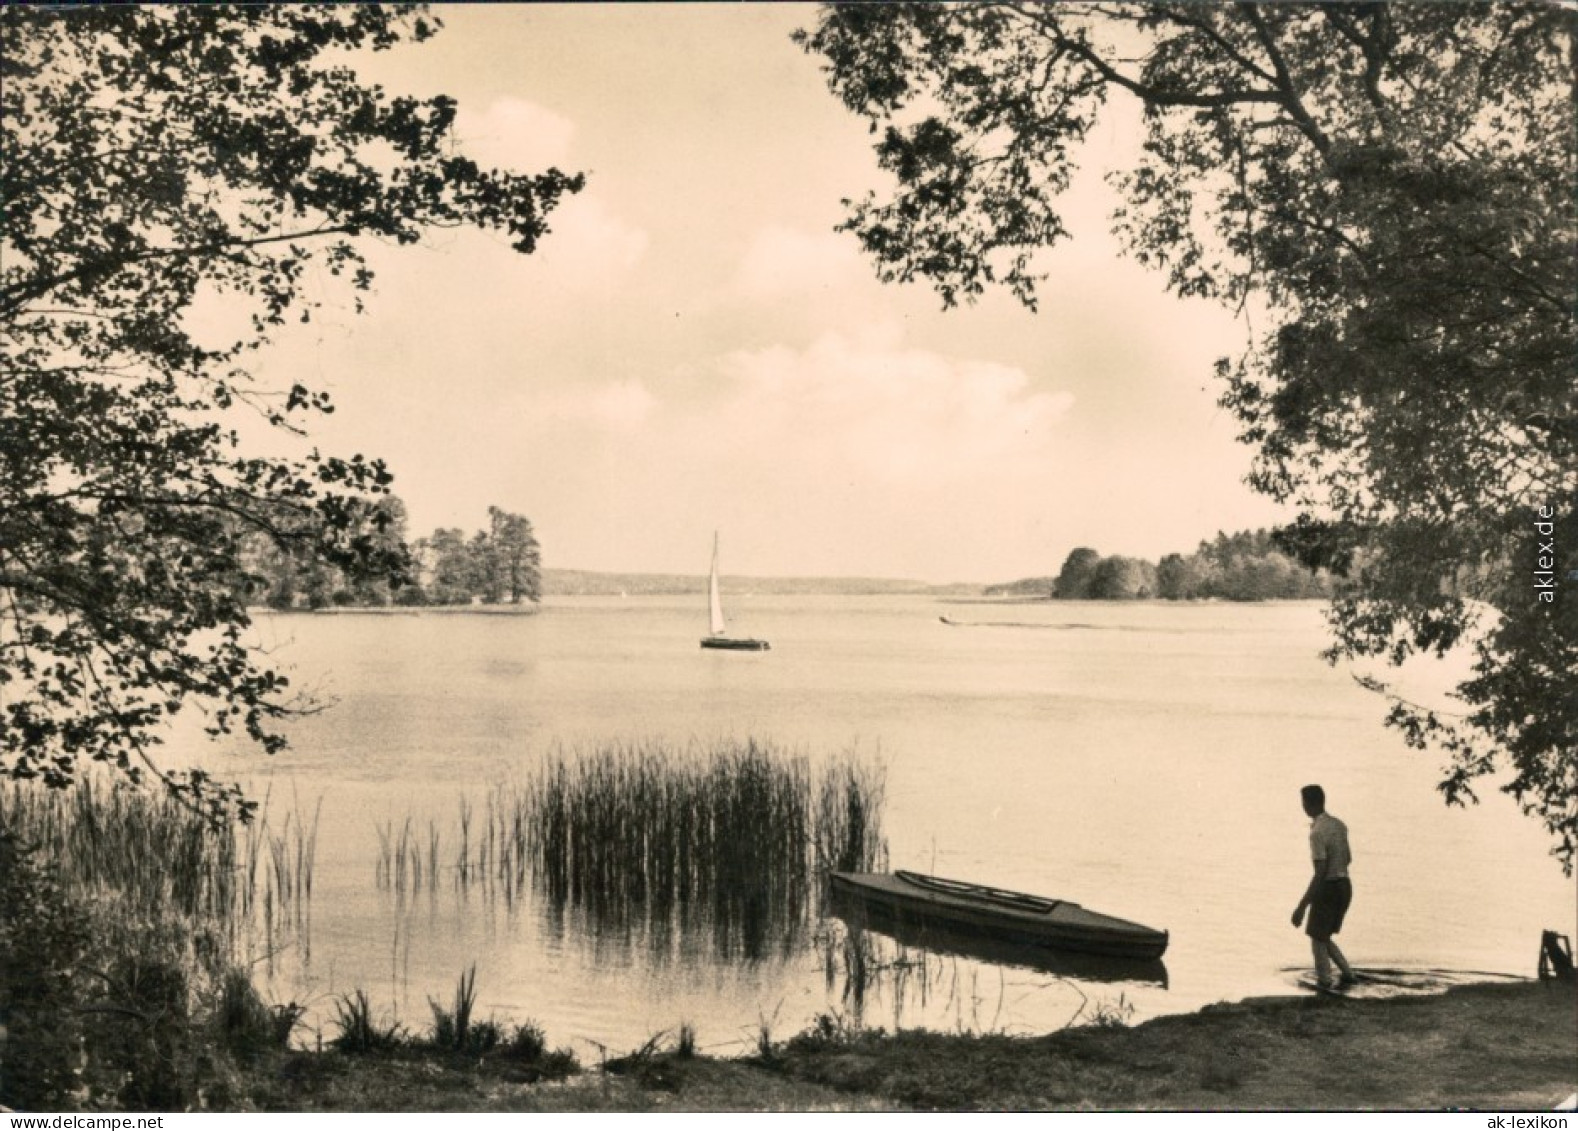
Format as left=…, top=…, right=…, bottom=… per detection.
left=1236, top=3, right=1333, bottom=158
left=998, top=3, right=1287, bottom=112
left=0, top=224, right=357, bottom=317
left=1320, top=7, right=1398, bottom=134
left=1147, top=6, right=1279, bottom=88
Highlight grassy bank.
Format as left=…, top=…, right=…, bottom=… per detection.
left=755, top=979, right=1577, bottom=1112
left=18, top=977, right=1540, bottom=1110
left=131, top=979, right=1569, bottom=1112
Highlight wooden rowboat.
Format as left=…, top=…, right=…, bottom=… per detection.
left=829, top=870, right=1168, bottom=961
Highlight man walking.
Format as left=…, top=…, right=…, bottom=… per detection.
left=1292, top=784, right=1357, bottom=991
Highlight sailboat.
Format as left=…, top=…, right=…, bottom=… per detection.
left=700, top=533, right=769, bottom=651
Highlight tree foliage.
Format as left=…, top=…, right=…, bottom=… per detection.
left=486, top=506, right=543, bottom=605
left=241, top=496, right=412, bottom=610
left=1, top=6, right=582, bottom=820
left=1052, top=546, right=1103, bottom=599
left=1050, top=529, right=1331, bottom=601
left=799, top=2, right=1577, bottom=867
left=1088, top=555, right=1155, bottom=601
left=245, top=502, right=543, bottom=609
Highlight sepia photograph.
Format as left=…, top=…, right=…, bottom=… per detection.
left=2, top=1, right=1575, bottom=1116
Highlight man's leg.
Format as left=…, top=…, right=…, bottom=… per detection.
left=1311, top=937, right=1332, bottom=986
left=1327, top=880, right=1355, bottom=983
left=1328, top=939, right=1355, bottom=982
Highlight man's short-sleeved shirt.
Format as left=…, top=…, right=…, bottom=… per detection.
left=1309, top=812, right=1351, bottom=879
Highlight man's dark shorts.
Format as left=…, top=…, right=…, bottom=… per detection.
left=1307, top=877, right=1352, bottom=940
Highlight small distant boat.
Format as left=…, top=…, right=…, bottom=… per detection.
left=700, top=533, right=769, bottom=652
left=829, top=870, right=1168, bottom=960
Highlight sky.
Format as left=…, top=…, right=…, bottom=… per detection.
left=249, top=4, right=1289, bottom=584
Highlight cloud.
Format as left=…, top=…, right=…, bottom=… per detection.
left=447, top=99, right=647, bottom=283
left=454, top=97, right=576, bottom=172
left=533, top=378, right=657, bottom=432
left=736, top=224, right=866, bottom=298
left=482, top=325, right=1079, bottom=578
left=535, top=195, right=649, bottom=283
left=712, top=327, right=1073, bottom=489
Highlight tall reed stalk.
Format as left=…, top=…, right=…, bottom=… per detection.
left=0, top=777, right=318, bottom=964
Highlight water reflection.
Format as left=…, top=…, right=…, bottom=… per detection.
left=830, top=893, right=1169, bottom=987
left=531, top=868, right=813, bottom=965
left=375, top=741, right=886, bottom=967
left=820, top=888, right=1169, bottom=1033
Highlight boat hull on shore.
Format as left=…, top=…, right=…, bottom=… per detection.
left=830, top=870, right=1168, bottom=961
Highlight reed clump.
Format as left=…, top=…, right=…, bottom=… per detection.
left=0, top=778, right=326, bottom=1109
left=815, top=750, right=889, bottom=875
left=517, top=739, right=885, bottom=957
left=1, top=777, right=242, bottom=925
left=522, top=739, right=812, bottom=953
left=372, top=739, right=887, bottom=959
left=330, top=988, right=407, bottom=1053
left=0, top=778, right=317, bottom=958
left=427, top=963, right=504, bottom=1056
left=327, top=972, right=580, bottom=1081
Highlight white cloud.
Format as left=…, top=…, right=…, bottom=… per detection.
left=536, top=195, right=649, bottom=283
left=535, top=378, right=657, bottom=432
left=482, top=326, right=1078, bottom=578
left=736, top=225, right=866, bottom=298
left=450, top=99, right=650, bottom=282
left=713, top=327, right=1073, bottom=489
left=454, top=97, right=576, bottom=172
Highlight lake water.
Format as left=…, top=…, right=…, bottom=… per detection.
left=190, top=597, right=1574, bottom=1056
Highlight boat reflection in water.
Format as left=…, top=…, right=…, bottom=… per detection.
left=822, top=880, right=1167, bottom=1031
left=829, top=888, right=1169, bottom=987
left=814, top=918, right=1166, bottom=1036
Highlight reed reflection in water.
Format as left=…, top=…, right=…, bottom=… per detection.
left=375, top=739, right=889, bottom=964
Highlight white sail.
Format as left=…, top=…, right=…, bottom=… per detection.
left=707, top=532, right=726, bottom=636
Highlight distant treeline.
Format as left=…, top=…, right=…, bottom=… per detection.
left=542, top=570, right=977, bottom=598
left=987, top=529, right=1335, bottom=602
left=243, top=497, right=541, bottom=610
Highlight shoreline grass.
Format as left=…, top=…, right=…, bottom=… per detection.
left=755, top=978, right=1577, bottom=1111
left=74, top=978, right=1570, bottom=1113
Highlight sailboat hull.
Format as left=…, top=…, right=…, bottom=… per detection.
left=702, top=534, right=769, bottom=650
left=700, top=636, right=770, bottom=651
